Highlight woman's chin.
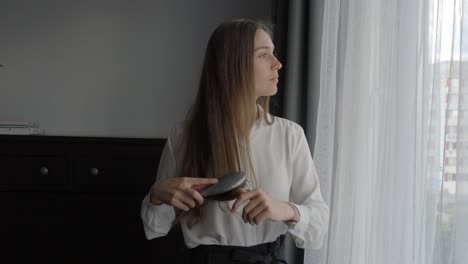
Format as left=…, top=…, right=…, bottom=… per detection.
left=257, top=87, right=278, bottom=97
left=267, top=87, right=278, bottom=96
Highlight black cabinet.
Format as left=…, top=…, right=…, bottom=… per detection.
left=0, top=135, right=189, bottom=263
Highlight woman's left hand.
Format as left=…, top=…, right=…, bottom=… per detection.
left=230, top=188, right=294, bottom=225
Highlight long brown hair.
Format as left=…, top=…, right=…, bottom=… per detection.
left=176, top=19, right=275, bottom=227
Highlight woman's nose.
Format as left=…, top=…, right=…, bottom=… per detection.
left=272, top=56, right=282, bottom=70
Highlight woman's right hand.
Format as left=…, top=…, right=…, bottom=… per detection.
left=149, top=177, right=218, bottom=212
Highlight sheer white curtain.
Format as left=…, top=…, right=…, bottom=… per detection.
left=310, top=0, right=468, bottom=263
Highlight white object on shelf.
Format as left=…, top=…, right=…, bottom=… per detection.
left=0, top=126, right=44, bottom=135
left=0, top=121, right=37, bottom=128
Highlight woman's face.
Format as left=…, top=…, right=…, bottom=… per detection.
left=253, top=29, right=282, bottom=98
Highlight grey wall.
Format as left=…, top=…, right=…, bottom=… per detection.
left=0, top=0, right=272, bottom=138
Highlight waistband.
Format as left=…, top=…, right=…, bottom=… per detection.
left=189, top=235, right=287, bottom=264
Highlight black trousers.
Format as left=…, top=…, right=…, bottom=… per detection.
left=188, top=235, right=287, bottom=264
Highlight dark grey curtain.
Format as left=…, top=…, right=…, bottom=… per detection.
left=271, top=0, right=325, bottom=263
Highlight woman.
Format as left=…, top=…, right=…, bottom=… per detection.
left=141, top=19, right=329, bottom=264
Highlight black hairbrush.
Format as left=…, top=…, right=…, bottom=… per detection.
left=199, top=171, right=247, bottom=201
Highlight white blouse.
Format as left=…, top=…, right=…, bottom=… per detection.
left=140, top=111, right=329, bottom=249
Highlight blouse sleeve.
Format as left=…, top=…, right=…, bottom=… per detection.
left=140, top=129, right=178, bottom=240
left=288, top=126, right=330, bottom=249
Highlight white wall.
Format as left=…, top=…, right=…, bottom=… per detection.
left=0, top=0, right=272, bottom=138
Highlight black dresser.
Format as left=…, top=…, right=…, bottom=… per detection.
left=0, top=135, right=189, bottom=263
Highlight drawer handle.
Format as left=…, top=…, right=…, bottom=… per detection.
left=39, top=166, right=49, bottom=175
left=90, top=168, right=99, bottom=176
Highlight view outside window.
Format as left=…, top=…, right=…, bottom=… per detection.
left=431, top=0, right=466, bottom=262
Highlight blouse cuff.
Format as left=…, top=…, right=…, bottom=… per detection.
left=286, top=203, right=309, bottom=248
left=140, top=195, right=175, bottom=240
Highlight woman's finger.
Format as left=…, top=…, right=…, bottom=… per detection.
left=185, top=177, right=219, bottom=186
left=171, top=199, right=190, bottom=212
left=231, top=190, right=257, bottom=212
left=191, top=183, right=213, bottom=191
left=245, top=203, right=266, bottom=224
left=176, top=191, right=197, bottom=209
left=186, top=188, right=204, bottom=205
left=242, top=198, right=263, bottom=220
left=252, top=208, right=269, bottom=225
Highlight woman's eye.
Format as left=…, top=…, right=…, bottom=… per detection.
left=259, top=53, right=268, bottom=58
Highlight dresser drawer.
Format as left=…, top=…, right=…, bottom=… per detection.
left=71, top=156, right=157, bottom=193
left=0, top=155, right=67, bottom=189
